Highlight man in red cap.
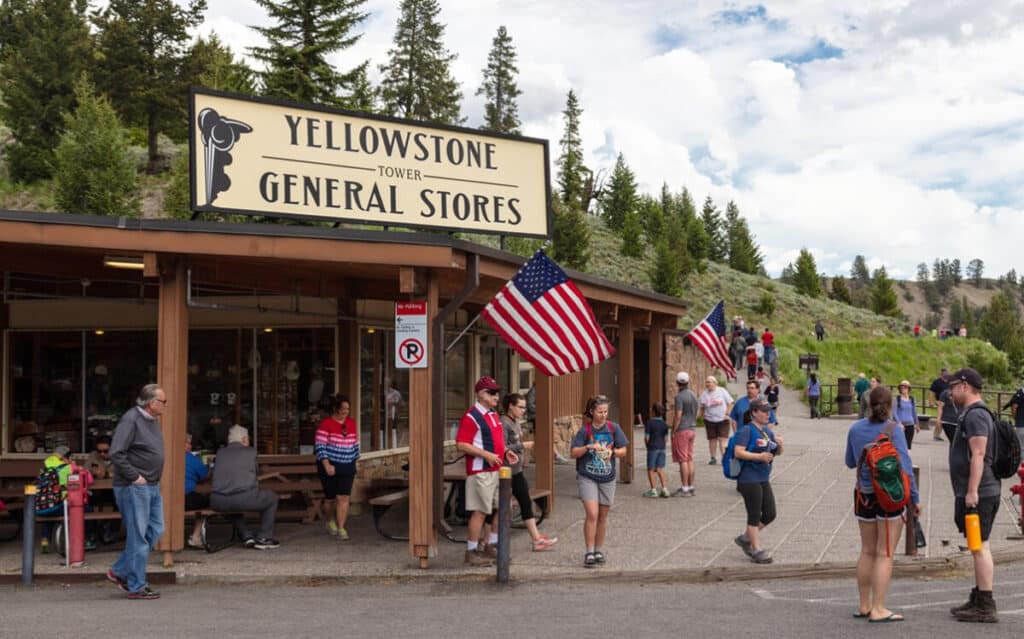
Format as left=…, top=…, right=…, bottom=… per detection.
left=456, top=376, right=518, bottom=566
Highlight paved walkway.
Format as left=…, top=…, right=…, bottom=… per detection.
left=3, top=381, right=1022, bottom=583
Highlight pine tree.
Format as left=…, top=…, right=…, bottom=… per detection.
left=185, top=34, right=257, bottom=95
left=793, top=249, right=821, bottom=298
left=916, top=262, right=930, bottom=283
left=556, top=90, right=585, bottom=210
left=346, top=64, right=378, bottom=113
left=950, top=258, right=963, bottom=285
left=649, top=238, right=682, bottom=297
left=92, top=0, right=206, bottom=173
left=379, top=0, right=463, bottom=124
left=0, top=0, right=92, bottom=182
left=979, top=292, right=1021, bottom=351
left=550, top=197, right=590, bottom=270
left=678, top=187, right=697, bottom=225
left=600, top=153, right=637, bottom=231
left=869, top=267, right=900, bottom=317
left=850, top=255, right=870, bottom=287
left=637, top=194, right=664, bottom=242
left=724, top=201, right=763, bottom=274
left=967, top=258, right=985, bottom=287
left=476, top=25, right=520, bottom=134
left=0, top=0, right=31, bottom=56
left=53, top=77, right=139, bottom=217
left=620, top=209, right=644, bottom=258
left=779, top=262, right=796, bottom=284
left=250, top=0, right=368, bottom=108
left=830, top=275, right=852, bottom=304
left=701, top=197, right=726, bottom=262
left=686, top=214, right=710, bottom=264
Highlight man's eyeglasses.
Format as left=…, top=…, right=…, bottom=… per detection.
left=153, top=398, right=168, bottom=404
left=97, top=448, right=110, bottom=454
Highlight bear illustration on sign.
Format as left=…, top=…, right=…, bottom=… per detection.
left=197, top=108, right=252, bottom=205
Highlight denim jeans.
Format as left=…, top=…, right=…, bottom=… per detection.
left=111, top=483, right=163, bottom=593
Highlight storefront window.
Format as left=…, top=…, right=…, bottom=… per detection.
left=359, top=328, right=410, bottom=451
left=187, top=329, right=246, bottom=453
left=85, top=330, right=157, bottom=453
left=445, top=332, right=468, bottom=428
left=479, top=334, right=514, bottom=395
left=9, top=331, right=84, bottom=453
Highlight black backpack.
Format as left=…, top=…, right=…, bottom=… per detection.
left=962, top=406, right=1022, bottom=480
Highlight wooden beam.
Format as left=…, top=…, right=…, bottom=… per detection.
left=0, top=300, right=7, bottom=454
left=399, top=266, right=416, bottom=294
left=336, top=297, right=356, bottom=398
left=408, top=270, right=437, bottom=567
left=617, top=312, right=635, bottom=483
left=155, top=256, right=189, bottom=565
left=533, top=372, right=554, bottom=513
left=649, top=316, right=668, bottom=418
left=143, top=252, right=158, bottom=278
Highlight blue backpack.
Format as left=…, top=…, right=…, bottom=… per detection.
left=722, top=424, right=765, bottom=479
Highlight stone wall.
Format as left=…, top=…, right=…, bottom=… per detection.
left=664, top=335, right=715, bottom=423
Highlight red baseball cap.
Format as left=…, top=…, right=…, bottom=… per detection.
left=474, top=376, right=501, bottom=393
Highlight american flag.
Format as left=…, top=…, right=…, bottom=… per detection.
left=686, top=300, right=736, bottom=378
left=481, top=250, right=615, bottom=377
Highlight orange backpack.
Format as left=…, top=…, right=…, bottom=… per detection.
left=856, top=422, right=912, bottom=514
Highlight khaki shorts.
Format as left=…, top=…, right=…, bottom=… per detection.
left=465, top=471, right=500, bottom=515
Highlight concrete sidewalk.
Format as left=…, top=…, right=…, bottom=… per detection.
left=3, top=381, right=1022, bottom=584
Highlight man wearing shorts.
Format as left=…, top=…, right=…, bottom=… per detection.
left=947, top=368, right=1001, bottom=622
left=698, top=376, right=733, bottom=466
left=671, top=372, right=699, bottom=496
left=455, top=376, right=518, bottom=567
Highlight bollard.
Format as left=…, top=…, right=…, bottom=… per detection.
left=496, top=466, right=512, bottom=584
left=66, top=468, right=85, bottom=568
left=21, top=485, right=36, bottom=585
left=905, top=466, right=921, bottom=557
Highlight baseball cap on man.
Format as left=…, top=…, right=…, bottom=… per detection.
left=950, top=368, right=983, bottom=390
left=749, top=399, right=771, bottom=413
left=676, top=371, right=690, bottom=384
left=474, top=376, right=501, bottom=393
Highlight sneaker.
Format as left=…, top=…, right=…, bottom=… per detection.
left=326, top=520, right=339, bottom=536
left=253, top=537, right=280, bottom=550
left=583, top=552, right=597, bottom=568
left=127, top=587, right=160, bottom=600
left=751, top=549, right=773, bottom=564
left=708, top=457, right=717, bottom=465
left=735, top=535, right=753, bottom=557
left=660, top=488, right=671, bottom=498
left=593, top=550, right=606, bottom=564
left=338, top=527, right=349, bottom=541
left=106, top=569, right=128, bottom=592
left=686, top=487, right=696, bottom=497
left=673, top=487, right=687, bottom=497
left=531, top=535, right=558, bottom=551
left=84, top=538, right=97, bottom=551
left=464, top=549, right=493, bottom=567
left=40, top=539, right=50, bottom=554
left=642, top=488, right=660, bottom=498
left=243, top=537, right=257, bottom=549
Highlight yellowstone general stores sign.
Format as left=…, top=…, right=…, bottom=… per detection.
left=189, top=89, right=551, bottom=237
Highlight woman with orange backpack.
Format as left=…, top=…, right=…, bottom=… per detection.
left=845, top=385, right=920, bottom=623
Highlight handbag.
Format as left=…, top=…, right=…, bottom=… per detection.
left=914, top=518, right=927, bottom=548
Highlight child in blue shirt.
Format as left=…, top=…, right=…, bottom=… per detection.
left=643, top=403, right=670, bottom=498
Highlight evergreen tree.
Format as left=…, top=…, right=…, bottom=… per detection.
left=556, top=90, right=585, bottom=210
left=346, top=64, right=378, bottom=113
left=599, top=153, right=637, bottom=231
left=850, top=255, right=870, bottom=286
left=550, top=197, right=590, bottom=270
left=476, top=25, right=520, bottom=134
left=378, top=0, right=462, bottom=124
left=701, top=197, right=726, bottom=262
left=830, top=275, right=852, bottom=304
left=678, top=187, right=697, bottom=225
left=978, top=292, right=1021, bottom=351
left=933, top=258, right=953, bottom=296
left=649, top=238, right=682, bottom=296
left=0, top=0, right=31, bottom=56
left=779, top=262, right=796, bottom=285
left=793, top=249, right=821, bottom=297
left=685, top=214, right=709, bottom=263
left=967, top=258, right=985, bottom=287
left=0, top=0, right=92, bottom=182
left=950, top=258, right=963, bottom=285
left=638, top=194, right=664, bottom=242
left=723, top=201, right=763, bottom=275
left=53, top=77, right=139, bottom=217
left=869, top=267, right=900, bottom=317
left=620, top=209, right=644, bottom=258
left=92, top=0, right=205, bottom=173
left=185, top=34, right=257, bottom=95
left=250, top=0, right=368, bottom=108
left=916, top=262, right=930, bottom=283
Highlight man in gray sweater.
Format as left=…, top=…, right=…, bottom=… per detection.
left=211, top=425, right=280, bottom=549
left=107, top=384, right=166, bottom=600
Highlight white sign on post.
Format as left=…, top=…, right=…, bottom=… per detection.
left=395, top=301, right=428, bottom=369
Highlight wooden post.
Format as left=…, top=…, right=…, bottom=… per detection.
left=336, top=298, right=357, bottom=398
left=156, top=257, right=189, bottom=567
left=617, top=312, right=635, bottom=483
left=0, top=300, right=7, bottom=454
left=533, top=372, right=554, bottom=513
left=649, top=316, right=667, bottom=415
left=408, top=270, right=437, bottom=568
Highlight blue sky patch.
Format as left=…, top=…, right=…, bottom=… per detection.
left=775, top=39, right=845, bottom=65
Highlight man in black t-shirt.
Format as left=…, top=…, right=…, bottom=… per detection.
left=929, top=369, right=951, bottom=441
left=947, top=368, right=1000, bottom=623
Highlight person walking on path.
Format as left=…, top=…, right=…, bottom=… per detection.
left=845, top=385, right=920, bottom=623
left=732, top=399, right=782, bottom=564
left=947, top=368, right=1001, bottom=623
left=893, top=381, right=919, bottom=449
left=671, top=372, right=699, bottom=497
left=761, top=328, right=775, bottom=367
left=210, top=426, right=281, bottom=550
left=854, top=373, right=870, bottom=417
left=107, top=384, right=166, bottom=600
left=698, top=376, right=733, bottom=465
left=930, top=369, right=951, bottom=441
left=315, top=394, right=360, bottom=540
left=499, top=393, right=557, bottom=551
left=731, top=380, right=778, bottom=433
left=570, top=395, right=628, bottom=568
left=455, top=376, right=518, bottom=567
left=806, top=373, right=822, bottom=419
left=730, top=333, right=747, bottom=381
left=936, top=384, right=961, bottom=445
left=765, top=379, right=781, bottom=412
left=745, top=346, right=758, bottom=381
left=859, top=377, right=880, bottom=419
left=643, top=403, right=670, bottom=498
left=815, top=320, right=825, bottom=341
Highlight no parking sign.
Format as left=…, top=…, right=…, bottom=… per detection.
left=395, top=301, right=428, bottom=369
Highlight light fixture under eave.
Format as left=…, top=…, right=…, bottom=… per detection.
left=366, top=328, right=376, bottom=334
left=103, top=255, right=144, bottom=270
left=94, top=329, right=105, bottom=336
left=263, top=327, right=274, bottom=333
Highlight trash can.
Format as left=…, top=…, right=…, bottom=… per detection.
left=837, top=377, right=853, bottom=415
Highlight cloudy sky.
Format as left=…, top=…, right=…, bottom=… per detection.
left=194, top=0, right=1024, bottom=278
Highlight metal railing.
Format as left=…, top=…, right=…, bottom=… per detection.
left=818, top=383, right=1019, bottom=420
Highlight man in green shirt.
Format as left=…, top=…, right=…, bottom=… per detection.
left=854, top=373, right=870, bottom=417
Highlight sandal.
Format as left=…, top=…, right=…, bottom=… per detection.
left=868, top=613, right=904, bottom=623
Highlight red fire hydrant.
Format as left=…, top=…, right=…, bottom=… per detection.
left=65, top=467, right=86, bottom=568
left=1009, top=463, right=1024, bottom=536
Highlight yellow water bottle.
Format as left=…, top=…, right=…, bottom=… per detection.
left=965, top=508, right=982, bottom=551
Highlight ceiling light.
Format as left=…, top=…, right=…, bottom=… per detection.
left=94, top=330, right=105, bottom=336
left=103, top=255, right=144, bottom=270
left=263, top=327, right=273, bottom=333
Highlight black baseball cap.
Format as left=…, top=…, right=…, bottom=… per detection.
left=749, top=399, right=772, bottom=413
left=950, top=367, right=983, bottom=390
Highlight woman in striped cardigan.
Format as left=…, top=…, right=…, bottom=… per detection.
left=315, top=394, right=360, bottom=540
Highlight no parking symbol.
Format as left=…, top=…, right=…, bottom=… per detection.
left=398, top=338, right=425, bottom=366
left=395, top=301, right=428, bottom=369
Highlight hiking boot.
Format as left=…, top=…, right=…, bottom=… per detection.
left=954, top=591, right=997, bottom=623
left=253, top=537, right=280, bottom=549
left=106, top=569, right=128, bottom=592
left=642, top=488, right=659, bottom=498
left=583, top=552, right=597, bottom=568
left=464, top=550, right=493, bottom=567
left=735, top=535, right=753, bottom=557
left=660, top=488, right=671, bottom=498
left=950, top=588, right=978, bottom=615
left=751, top=549, right=773, bottom=564
left=531, top=535, right=558, bottom=551
left=127, top=586, right=160, bottom=600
